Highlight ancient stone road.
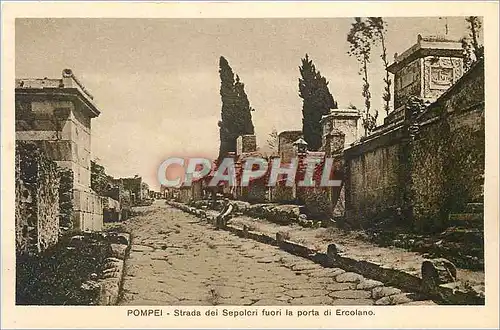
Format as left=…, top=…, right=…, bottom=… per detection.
left=118, top=201, right=435, bottom=306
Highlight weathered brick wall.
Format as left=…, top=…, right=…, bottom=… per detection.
left=15, top=141, right=60, bottom=256
left=446, top=109, right=485, bottom=205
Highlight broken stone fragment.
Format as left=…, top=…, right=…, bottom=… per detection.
left=421, top=258, right=457, bottom=292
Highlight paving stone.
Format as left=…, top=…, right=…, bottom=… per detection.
left=252, top=299, right=289, bottom=306
left=120, top=298, right=173, bottom=305
left=325, top=282, right=357, bottom=291
left=336, top=272, right=364, bottom=283
left=217, top=297, right=255, bottom=305
left=304, top=267, right=345, bottom=278
left=389, top=293, right=414, bottom=305
left=401, top=300, right=438, bottom=306
left=372, top=286, right=402, bottom=300
left=284, top=289, right=325, bottom=298
left=331, top=298, right=374, bottom=305
left=118, top=203, right=405, bottom=307
left=289, top=296, right=334, bottom=305
left=131, top=244, right=155, bottom=252
left=357, top=279, right=384, bottom=290
left=328, top=290, right=371, bottom=299
left=291, top=263, right=322, bottom=271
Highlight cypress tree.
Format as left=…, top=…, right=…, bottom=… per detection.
left=298, top=54, right=337, bottom=151
left=218, top=56, right=255, bottom=157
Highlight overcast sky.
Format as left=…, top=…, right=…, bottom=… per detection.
left=16, top=17, right=472, bottom=189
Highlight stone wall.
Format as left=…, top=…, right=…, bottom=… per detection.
left=59, top=168, right=74, bottom=232
left=15, top=99, right=92, bottom=190
left=320, top=109, right=361, bottom=149
left=72, top=190, right=103, bottom=232
left=394, top=58, right=422, bottom=110
left=270, top=184, right=295, bottom=204
left=410, top=59, right=484, bottom=231
left=345, top=134, right=404, bottom=224
left=239, top=179, right=268, bottom=203
left=118, top=177, right=143, bottom=205
left=296, top=186, right=331, bottom=218
left=15, top=141, right=60, bottom=256
left=106, top=185, right=132, bottom=220
left=344, top=58, right=484, bottom=231
left=278, top=130, right=302, bottom=162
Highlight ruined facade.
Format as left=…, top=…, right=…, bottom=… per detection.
left=113, top=176, right=149, bottom=206
left=15, top=142, right=60, bottom=255
left=15, top=69, right=104, bottom=236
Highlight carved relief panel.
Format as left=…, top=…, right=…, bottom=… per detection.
left=424, top=57, right=464, bottom=99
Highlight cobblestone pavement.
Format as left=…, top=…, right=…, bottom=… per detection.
left=118, top=201, right=436, bottom=306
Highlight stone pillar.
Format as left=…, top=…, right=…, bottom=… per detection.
left=236, top=135, right=257, bottom=155
left=320, top=110, right=359, bottom=217
left=320, top=109, right=361, bottom=150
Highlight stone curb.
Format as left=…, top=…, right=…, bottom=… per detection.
left=80, top=232, right=131, bottom=305
left=166, top=201, right=484, bottom=305
left=98, top=232, right=131, bottom=305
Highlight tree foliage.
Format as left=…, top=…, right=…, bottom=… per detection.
left=466, top=16, right=482, bottom=54
left=368, top=17, right=392, bottom=116
left=90, top=160, right=112, bottom=196
left=347, top=17, right=379, bottom=135
left=298, top=54, right=338, bottom=151
left=462, top=16, right=483, bottom=72
left=218, top=56, right=255, bottom=158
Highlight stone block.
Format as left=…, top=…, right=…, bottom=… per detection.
left=357, top=279, right=384, bottom=290
left=421, top=258, right=457, bottom=292
left=110, top=244, right=128, bottom=259
left=92, top=213, right=103, bottom=231
left=72, top=211, right=84, bottom=231
left=336, top=272, right=364, bottom=283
